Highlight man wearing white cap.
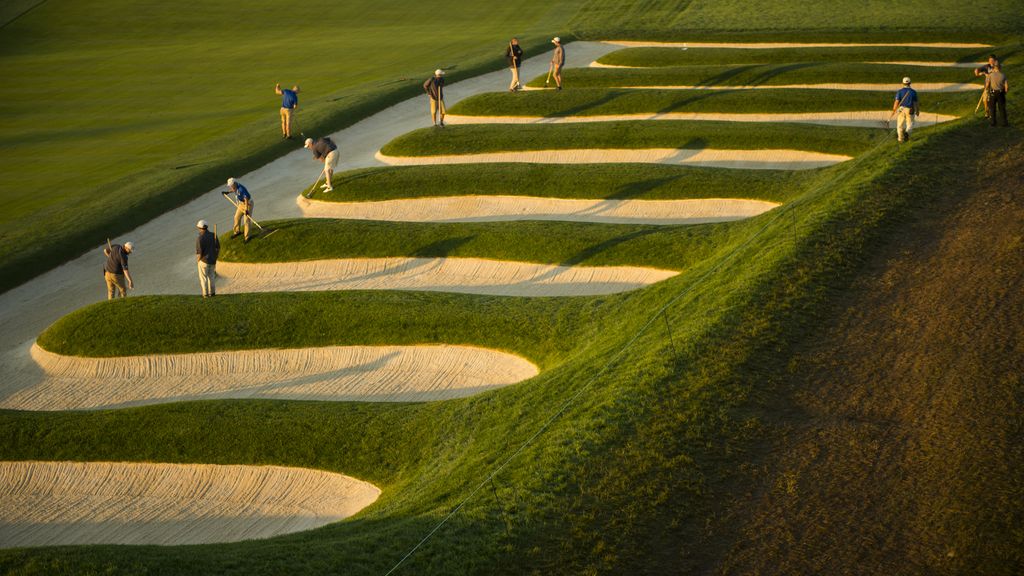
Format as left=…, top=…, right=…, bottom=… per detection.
left=195, top=220, right=219, bottom=298
left=102, top=241, right=134, bottom=300
left=304, top=136, right=339, bottom=193
left=550, top=37, right=565, bottom=90
left=423, top=69, right=446, bottom=126
left=223, top=177, right=253, bottom=242
left=892, top=77, right=919, bottom=142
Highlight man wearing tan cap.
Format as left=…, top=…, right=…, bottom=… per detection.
left=892, top=77, right=919, bottom=142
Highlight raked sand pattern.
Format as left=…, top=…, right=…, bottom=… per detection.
left=4, top=344, right=540, bottom=410
left=524, top=82, right=980, bottom=92
left=298, top=195, right=779, bottom=225
left=444, top=112, right=958, bottom=129
left=0, top=461, right=380, bottom=547
left=602, top=41, right=992, bottom=49
left=376, top=148, right=851, bottom=170
left=589, top=61, right=982, bottom=69
left=217, top=258, right=679, bottom=297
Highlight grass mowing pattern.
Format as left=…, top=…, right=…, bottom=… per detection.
left=450, top=87, right=977, bottom=117
left=310, top=163, right=811, bottom=202
left=595, top=45, right=1022, bottom=67
left=525, top=62, right=984, bottom=88
left=6, top=121, right=1019, bottom=575
left=380, top=120, right=883, bottom=157
left=571, top=0, right=1024, bottom=41
left=0, top=0, right=586, bottom=293
left=214, top=218, right=756, bottom=269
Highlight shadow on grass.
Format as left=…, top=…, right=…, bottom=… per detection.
left=606, top=175, right=684, bottom=200
left=412, top=236, right=475, bottom=258
left=558, top=228, right=662, bottom=267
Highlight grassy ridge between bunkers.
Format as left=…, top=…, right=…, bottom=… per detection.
left=4, top=119, right=1020, bottom=574
left=379, top=120, right=883, bottom=157
left=449, top=87, right=978, bottom=117
left=0, top=0, right=587, bottom=293
left=525, top=61, right=986, bottom=88
left=307, top=163, right=811, bottom=202
left=594, top=45, right=1023, bottom=67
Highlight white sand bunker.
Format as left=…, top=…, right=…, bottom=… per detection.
left=9, top=344, right=539, bottom=410
left=0, top=461, right=379, bottom=548
left=589, top=61, right=979, bottom=69
left=217, top=257, right=678, bottom=297
left=445, top=112, right=957, bottom=129
left=376, top=148, right=850, bottom=170
left=603, top=41, right=991, bottom=49
left=530, top=83, right=980, bottom=92
left=298, top=195, right=779, bottom=225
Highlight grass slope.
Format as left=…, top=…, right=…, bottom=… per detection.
left=525, top=62, right=984, bottom=88
left=380, top=120, right=884, bottom=157
left=310, top=164, right=812, bottom=202
left=213, top=218, right=755, bottom=269
left=450, top=87, right=977, bottom=117
left=0, top=0, right=585, bottom=293
left=5, top=119, right=1018, bottom=574
left=595, top=45, right=1022, bottom=67
left=570, top=0, right=1024, bottom=42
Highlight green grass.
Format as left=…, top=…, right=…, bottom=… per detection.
left=380, top=120, right=885, bottom=157
left=214, top=218, right=763, bottom=270
left=449, top=87, right=977, bottom=117
left=0, top=0, right=586, bottom=293
left=526, top=62, right=984, bottom=88
left=309, top=163, right=812, bottom=202
left=5, top=121, right=1017, bottom=575
left=595, top=45, right=1022, bottom=68
left=570, top=0, right=1024, bottom=42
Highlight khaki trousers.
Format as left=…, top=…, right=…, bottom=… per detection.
left=233, top=203, right=251, bottom=239
left=430, top=97, right=446, bottom=123
left=896, top=107, right=914, bottom=141
left=198, top=261, right=216, bottom=297
left=105, top=272, right=127, bottom=299
left=509, top=65, right=520, bottom=90
left=280, top=107, right=293, bottom=136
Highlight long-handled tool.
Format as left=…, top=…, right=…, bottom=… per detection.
left=974, top=89, right=987, bottom=115
left=221, top=192, right=265, bottom=232
left=305, top=169, right=326, bottom=199
left=545, top=62, right=553, bottom=87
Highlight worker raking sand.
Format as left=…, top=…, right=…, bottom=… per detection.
left=304, top=136, right=339, bottom=194
left=222, top=178, right=256, bottom=242
left=101, top=240, right=134, bottom=299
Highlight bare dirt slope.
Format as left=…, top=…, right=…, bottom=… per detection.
left=720, top=137, right=1024, bottom=575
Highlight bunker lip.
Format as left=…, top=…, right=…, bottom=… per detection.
left=444, top=112, right=957, bottom=129
left=602, top=41, right=993, bottom=49
left=0, top=461, right=380, bottom=548
left=297, top=194, right=779, bottom=225
left=589, top=60, right=981, bottom=69
left=215, top=257, right=679, bottom=297
left=524, top=83, right=980, bottom=92
left=375, top=148, right=852, bottom=170
left=7, top=343, right=540, bottom=410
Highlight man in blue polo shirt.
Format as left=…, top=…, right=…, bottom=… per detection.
left=223, top=177, right=254, bottom=242
left=892, top=77, right=919, bottom=143
left=275, top=83, right=300, bottom=139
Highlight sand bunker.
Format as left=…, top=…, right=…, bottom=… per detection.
left=589, top=61, right=979, bottom=69
left=524, top=83, right=980, bottom=92
left=298, top=195, right=779, bottom=225
left=0, top=461, right=379, bottom=547
left=603, top=41, right=991, bottom=49
left=376, top=148, right=850, bottom=170
left=7, top=344, right=539, bottom=410
left=445, top=112, right=957, bottom=129
left=217, top=257, right=678, bottom=297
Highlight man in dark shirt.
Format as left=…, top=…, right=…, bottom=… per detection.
left=304, top=136, right=339, bottom=193
left=975, top=55, right=999, bottom=118
left=423, top=69, right=446, bottom=126
left=506, top=38, right=524, bottom=92
left=985, top=63, right=1009, bottom=127
left=103, top=241, right=134, bottom=299
left=275, top=83, right=300, bottom=139
left=195, top=220, right=219, bottom=298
